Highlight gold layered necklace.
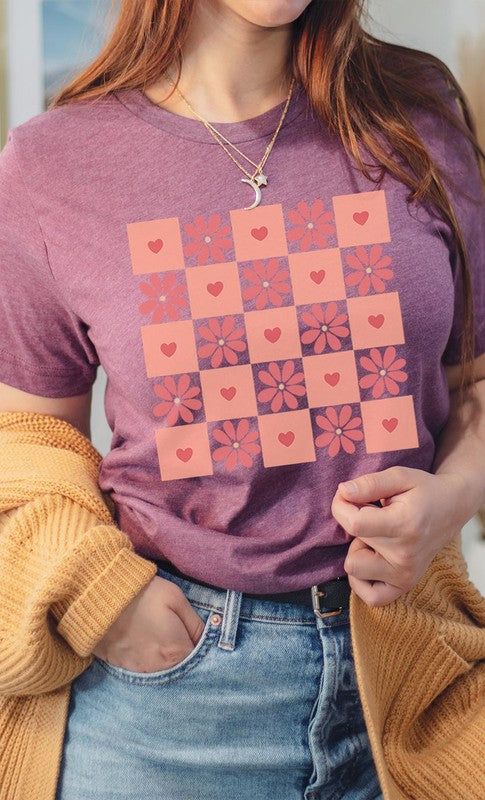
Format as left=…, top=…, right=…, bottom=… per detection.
left=161, top=72, right=296, bottom=210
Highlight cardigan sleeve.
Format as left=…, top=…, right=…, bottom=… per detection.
left=0, top=411, right=158, bottom=696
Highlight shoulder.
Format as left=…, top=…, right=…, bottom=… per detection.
left=404, top=62, right=468, bottom=146
left=6, top=92, right=122, bottom=174
left=403, top=62, right=481, bottom=188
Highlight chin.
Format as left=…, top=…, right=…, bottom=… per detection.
left=227, top=0, right=313, bottom=27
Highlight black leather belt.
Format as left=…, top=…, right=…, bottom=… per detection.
left=154, top=559, right=351, bottom=618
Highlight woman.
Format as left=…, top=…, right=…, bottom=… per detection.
left=0, top=1, right=484, bottom=798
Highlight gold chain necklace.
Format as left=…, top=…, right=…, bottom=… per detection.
left=161, top=72, right=296, bottom=210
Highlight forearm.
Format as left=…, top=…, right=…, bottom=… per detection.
left=431, top=377, right=485, bottom=522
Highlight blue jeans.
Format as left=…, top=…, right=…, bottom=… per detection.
left=55, top=565, right=384, bottom=800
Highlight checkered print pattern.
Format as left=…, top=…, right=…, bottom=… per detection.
left=127, top=190, right=419, bottom=481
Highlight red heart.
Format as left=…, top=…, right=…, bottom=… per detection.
left=353, top=211, right=369, bottom=226
left=324, top=372, right=340, bottom=386
left=278, top=431, right=295, bottom=447
left=251, top=226, right=268, bottom=240
left=368, top=314, right=384, bottom=328
left=310, top=269, right=326, bottom=284
left=207, top=281, right=223, bottom=297
left=220, top=386, right=236, bottom=401
left=148, top=239, right=164, bottom=253
left=382, top=417, right=398, bottom=433
left=176, top=447, right=193, bottom=462
left=160, top=341, right=177, bottom=357
left=264, top=327, right=281, bottom=343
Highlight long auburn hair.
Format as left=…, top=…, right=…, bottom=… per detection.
left=51, top=0, right=485, bottom=403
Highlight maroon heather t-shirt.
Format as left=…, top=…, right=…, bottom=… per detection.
left=1, top=76, right=484, bottom=592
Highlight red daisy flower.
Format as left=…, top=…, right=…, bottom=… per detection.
left=300, top=302, right=350, bottom=354
left=183, top=213, right=233, bottom=265
left=212, top=419, right=261, bottom=470
left=153, top=374, right=202, bottom=425
left=345, top=245, right=394, bottom=295
left=242, top=258, right=291, bottom=309
left=315, top=405, right=364, bottom=457
left=138, top=272, right=188, bottom=323
left=257, top=360, right=306, bottom=412
left=197, top=316, right=247, bottom=368
left=286, top=199, right=335, bottom=250
left=359, top=347, right=408, bottom=398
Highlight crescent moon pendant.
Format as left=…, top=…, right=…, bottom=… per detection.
left=241, top=177, right=262, bottom=210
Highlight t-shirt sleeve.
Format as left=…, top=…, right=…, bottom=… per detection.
left=416, top=72, right=485, bottom=367
left=0, top=128, right=100, bottom=397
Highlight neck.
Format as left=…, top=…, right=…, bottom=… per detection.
left=144, top=1, right=294, bottom=123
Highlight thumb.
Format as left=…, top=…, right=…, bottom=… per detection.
left=176, top=598, right=207, bottom=646
left=338, top=466, right=414, bottom=504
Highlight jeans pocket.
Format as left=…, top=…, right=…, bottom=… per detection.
left=93, top=605, right=219, bottom=685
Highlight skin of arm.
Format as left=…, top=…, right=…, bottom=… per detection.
left=331, top=351, right=485, bottom=607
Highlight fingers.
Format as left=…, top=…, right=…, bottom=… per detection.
left=332, top=489, right=400, bottom=539
left=338, top=466, right=416, bottom=504
left=344, top=540, right=400, bottom=585
left=347, top=573, right=403, bottom=607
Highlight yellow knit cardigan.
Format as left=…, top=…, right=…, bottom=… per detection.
left=0, top=411, right=484, bottom=800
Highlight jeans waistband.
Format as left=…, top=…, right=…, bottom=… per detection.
left=153, top=559, right=351, bottom=616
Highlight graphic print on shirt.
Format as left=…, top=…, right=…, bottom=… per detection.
left=126, top=190, right=419, bottom=481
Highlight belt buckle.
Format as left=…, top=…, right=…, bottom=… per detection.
left=311, top=584, right=344, bottom=618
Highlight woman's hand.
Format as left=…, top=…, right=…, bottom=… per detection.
left=331, top=466, right=469, bottom=607
left=91, top=575, right=206, bottom=672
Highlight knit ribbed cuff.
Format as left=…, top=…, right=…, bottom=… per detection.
left=56, top=539, right=158, bottom=657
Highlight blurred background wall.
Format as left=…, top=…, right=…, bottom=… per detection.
left=1, top=0, right=484, bottom=588
left=369, top=0, right=485, bottom=150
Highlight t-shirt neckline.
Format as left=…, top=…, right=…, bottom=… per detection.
left=112, top=80, right=309, bottom=144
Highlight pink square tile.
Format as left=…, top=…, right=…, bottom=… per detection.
left=333, top=191, right=391, bottom=248
left=361, top=395, right=419, bottom=453
left=200, top=365, right=258, bottom=421
left=127, top=217, right=185, bottom=275
left=288, top=248, right=346, bottom=305
left=302, top=351, right=360, bottom=407
left=347, top=292, right=404, bottom=350
left=141, top=320, right=198, bottom=377
left=155, top=422, right=213, bottom=480
left=230, top=204, right=288, bottom=261
left=244, top=307, right=302, bottom=362
left=258, top=409, right=316, bottom=467
left=186, top=261, right=243, bottom=318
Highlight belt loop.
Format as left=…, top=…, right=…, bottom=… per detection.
left=217, top=589, right=243, bottom=651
